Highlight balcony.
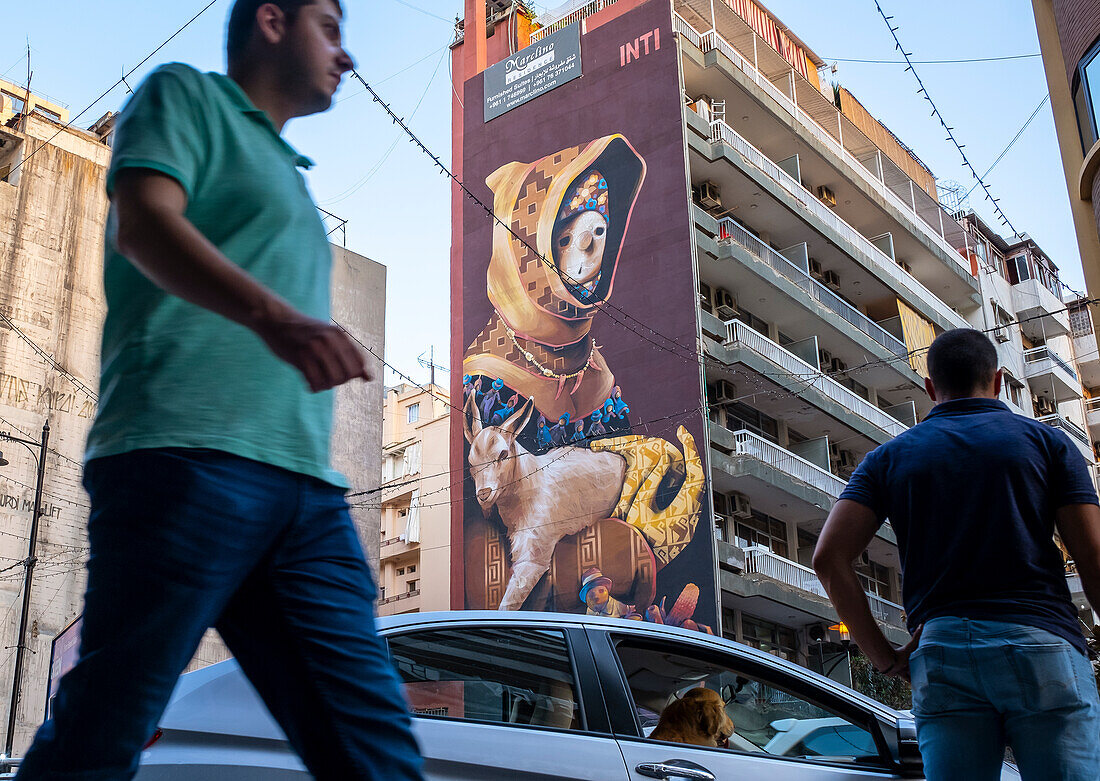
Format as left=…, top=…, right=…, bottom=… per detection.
left=715, top=216, right=907, bottom=359
left=1012, top=278, right=1071, bottom=341
left=1024, top=346, right=1082, bottom=403
left=1086, top=398, right=1100, bottom=440
left=726, top=429, right=846, bottom=499
left=531, top=0, right=616, bottom=42
left=742, top=546, right=905, bottom=627
left=1038, top=414, right=1094, bottom=460
left=673, top=14, right=973, bottom=280
left=723, top=319, right=908, bottom=440
left=705, top=117, right=966, bottom=332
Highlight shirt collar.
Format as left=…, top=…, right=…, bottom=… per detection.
left=923, top=397, right=1009, bottom=420
left=211, top=73, right=315, bottom=170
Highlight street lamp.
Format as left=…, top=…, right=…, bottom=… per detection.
left=0, top=420, right=49, bottom=760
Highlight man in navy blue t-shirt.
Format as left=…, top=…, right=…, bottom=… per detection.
left=815, top=328, right=1100, bottom=780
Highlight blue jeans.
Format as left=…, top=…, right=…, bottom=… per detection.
left=910, top=616, right=1100, bottom=781
left=18, top=448, right=423, bottom=781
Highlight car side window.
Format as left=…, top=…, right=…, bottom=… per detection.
left=388, top=626, right=582, bottom=731
left=613, top=639, right=885, bottom=766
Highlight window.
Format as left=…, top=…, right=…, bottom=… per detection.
left=380, top=586, right=386, bottom=599
left=397, top=567, right=405, bottom=576
left=1071, top=305, right=1094, bottom=338
left=407, top=579, right=418, bottom=593
left=725, top=402, right=779, bottom=443
left=1075, top=37, right=1100, bottom=152
left=388, top=627, right=581, bottom=730
left=735, top=511, right=789, bottom=558
left=1012, top=254, right=1032, bottom=284
left=0, top=132, right=24, bottom=186
left=741, top=615, right=799, bottom=662
left=407, top=403, right=420, bottom=424
left=613, top=639, right=885, bottom=765
left=408, top=564, right=416, bottom=573
left=856, top=560, right=893, bottom=602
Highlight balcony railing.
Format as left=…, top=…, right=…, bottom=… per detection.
left=1037, top=414, right=1092, bottom=448
left=531, top=0, right=618, bottom=41
left=715, top=215, right=907, bottom=359
left=1085, top=397, right=1100, bottom=413
left=1024, top=346, right=1078, bottom=382
left=707, top=118, right=965, bottom=330
left=743, top=546, right=905, bottom=626
left=728, top=429, right=848, bottom=498
left=675, top=15, right=970, bottom=274
left=724, top=319, right=908, bottom=438
left=381, top=589, right=421, bottom=606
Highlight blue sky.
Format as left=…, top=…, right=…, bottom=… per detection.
left=0, top=0, right=1079, bottom=386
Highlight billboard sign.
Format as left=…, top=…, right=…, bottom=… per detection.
left=46, top=615, right=82, bottom=719
left=483, top=22, right=582, bottom=122
left=458, top=0, right=717, bottom=632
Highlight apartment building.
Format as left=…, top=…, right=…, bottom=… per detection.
left=378, top=384, right=451, bottom=616
left=451, top=0, right=1091, bottom=679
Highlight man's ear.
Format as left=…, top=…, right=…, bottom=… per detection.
left=993, top=368, right=1003, bottom=397
left=255, top=2, right=289, bottom=46
left=924, top=376, right=937, bottom=402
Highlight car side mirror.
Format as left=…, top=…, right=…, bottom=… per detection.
left=896, top=717, right=923, bottom=776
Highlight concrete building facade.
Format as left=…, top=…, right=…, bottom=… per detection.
left=453, top=0, right=1093, bottom=681
left=377, top=384, right=451, bottom=616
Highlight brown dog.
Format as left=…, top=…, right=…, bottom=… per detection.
left=649, top=687, right=735, bottom=748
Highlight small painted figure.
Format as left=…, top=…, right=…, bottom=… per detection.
left=490, top=394, right=519, bottom=427
left=588, top=410, right=607, bottom=438
left=579, top=567, right=642, bottom=620
left=535, top=415, right=553, bottom=452
left=570, top=419, right=587, bottom=444
left=481, top=377, right=504, bottom=424
left=551, top=413, right=571, bottom=448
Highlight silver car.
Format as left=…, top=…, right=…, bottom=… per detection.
left=131, top=611, right=1020, bottom=780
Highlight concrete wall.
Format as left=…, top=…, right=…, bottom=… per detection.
left=0, top=113, right=109, bottom=751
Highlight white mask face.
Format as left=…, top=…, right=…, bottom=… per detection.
left=553, top=210, right=608, bottom=292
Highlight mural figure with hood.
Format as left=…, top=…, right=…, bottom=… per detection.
left=481, top=378, right=503, bottom=424
left=463, top=134, right=712, bottom=629
left=535, top=415, right=552, bottom=452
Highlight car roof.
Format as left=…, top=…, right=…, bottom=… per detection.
left=377, top=611, right=902, bottom=721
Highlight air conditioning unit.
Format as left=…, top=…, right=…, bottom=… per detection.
left=700, top=181, right=722, bottom=210
left=830, top=357, right=847, bottom=373
left=839, top=450, right=857, bottom=469
left=1035, top=396, right=1056, bottom=416
left=715, top=288, right=738, bottom=320
left=822, top=269, right=842, bottom=292
left=994, top=326, right=1010, bottom=343
left=808, top=258, right=824, bottom=280
left=731, top=492, right=752, bottom=519
left=713, top=379, right=736, bottom=403
left=816, top=185, right=837, bottom=207
left=858, top=550, right=872, bottom=567
left=818, top=348, right=833, bottom=371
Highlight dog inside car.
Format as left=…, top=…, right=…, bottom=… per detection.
left=649, top=687, right=735, bottom=748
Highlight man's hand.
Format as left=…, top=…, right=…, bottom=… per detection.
left=253, top=309, right=371, bottom=392
left=880, top=625, right=923, bottom=680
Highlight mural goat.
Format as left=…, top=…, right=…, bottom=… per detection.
left=463, top=394, right=626, bottom=610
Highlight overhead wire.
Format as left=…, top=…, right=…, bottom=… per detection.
left=871, top=1, right=1021, bottom=235
left=963, top=94, right=1051, bottom=200
left=824, top=53, right=1041, bottom=65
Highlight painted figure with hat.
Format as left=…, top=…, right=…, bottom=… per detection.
left=579, top=567, right=642, bottom=620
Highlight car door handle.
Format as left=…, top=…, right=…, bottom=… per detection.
left=635, top=761, right=716, bottom=781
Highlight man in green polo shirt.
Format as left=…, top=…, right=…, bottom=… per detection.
left=18, top=2, right=423, bottom=779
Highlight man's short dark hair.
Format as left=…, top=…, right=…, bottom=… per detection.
left=927, top=328, right=998, bottom=397
left=227, top=0, right=342, bottom=63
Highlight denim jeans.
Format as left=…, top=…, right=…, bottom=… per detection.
left=17, top=448, right=423, bottom=781
left=910, top=616, right=1100, bottom=781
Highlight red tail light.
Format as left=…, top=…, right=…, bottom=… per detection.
left=143, top=729, right=163, bottom=750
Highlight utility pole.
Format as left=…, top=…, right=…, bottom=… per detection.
left=0, top=420, right=50, bottom=759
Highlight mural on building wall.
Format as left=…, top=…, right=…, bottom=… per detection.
left=457, top=0, right=718, bottom=631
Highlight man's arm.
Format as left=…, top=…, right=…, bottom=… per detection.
left=1056, top=503, right=1100, bottom=615
left=112, top=169, right=368, bottom=393
left=813, top=499, right=919, bottom=677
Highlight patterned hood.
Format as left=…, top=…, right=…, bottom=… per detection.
left=484, top=135, right=646, bottom=348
